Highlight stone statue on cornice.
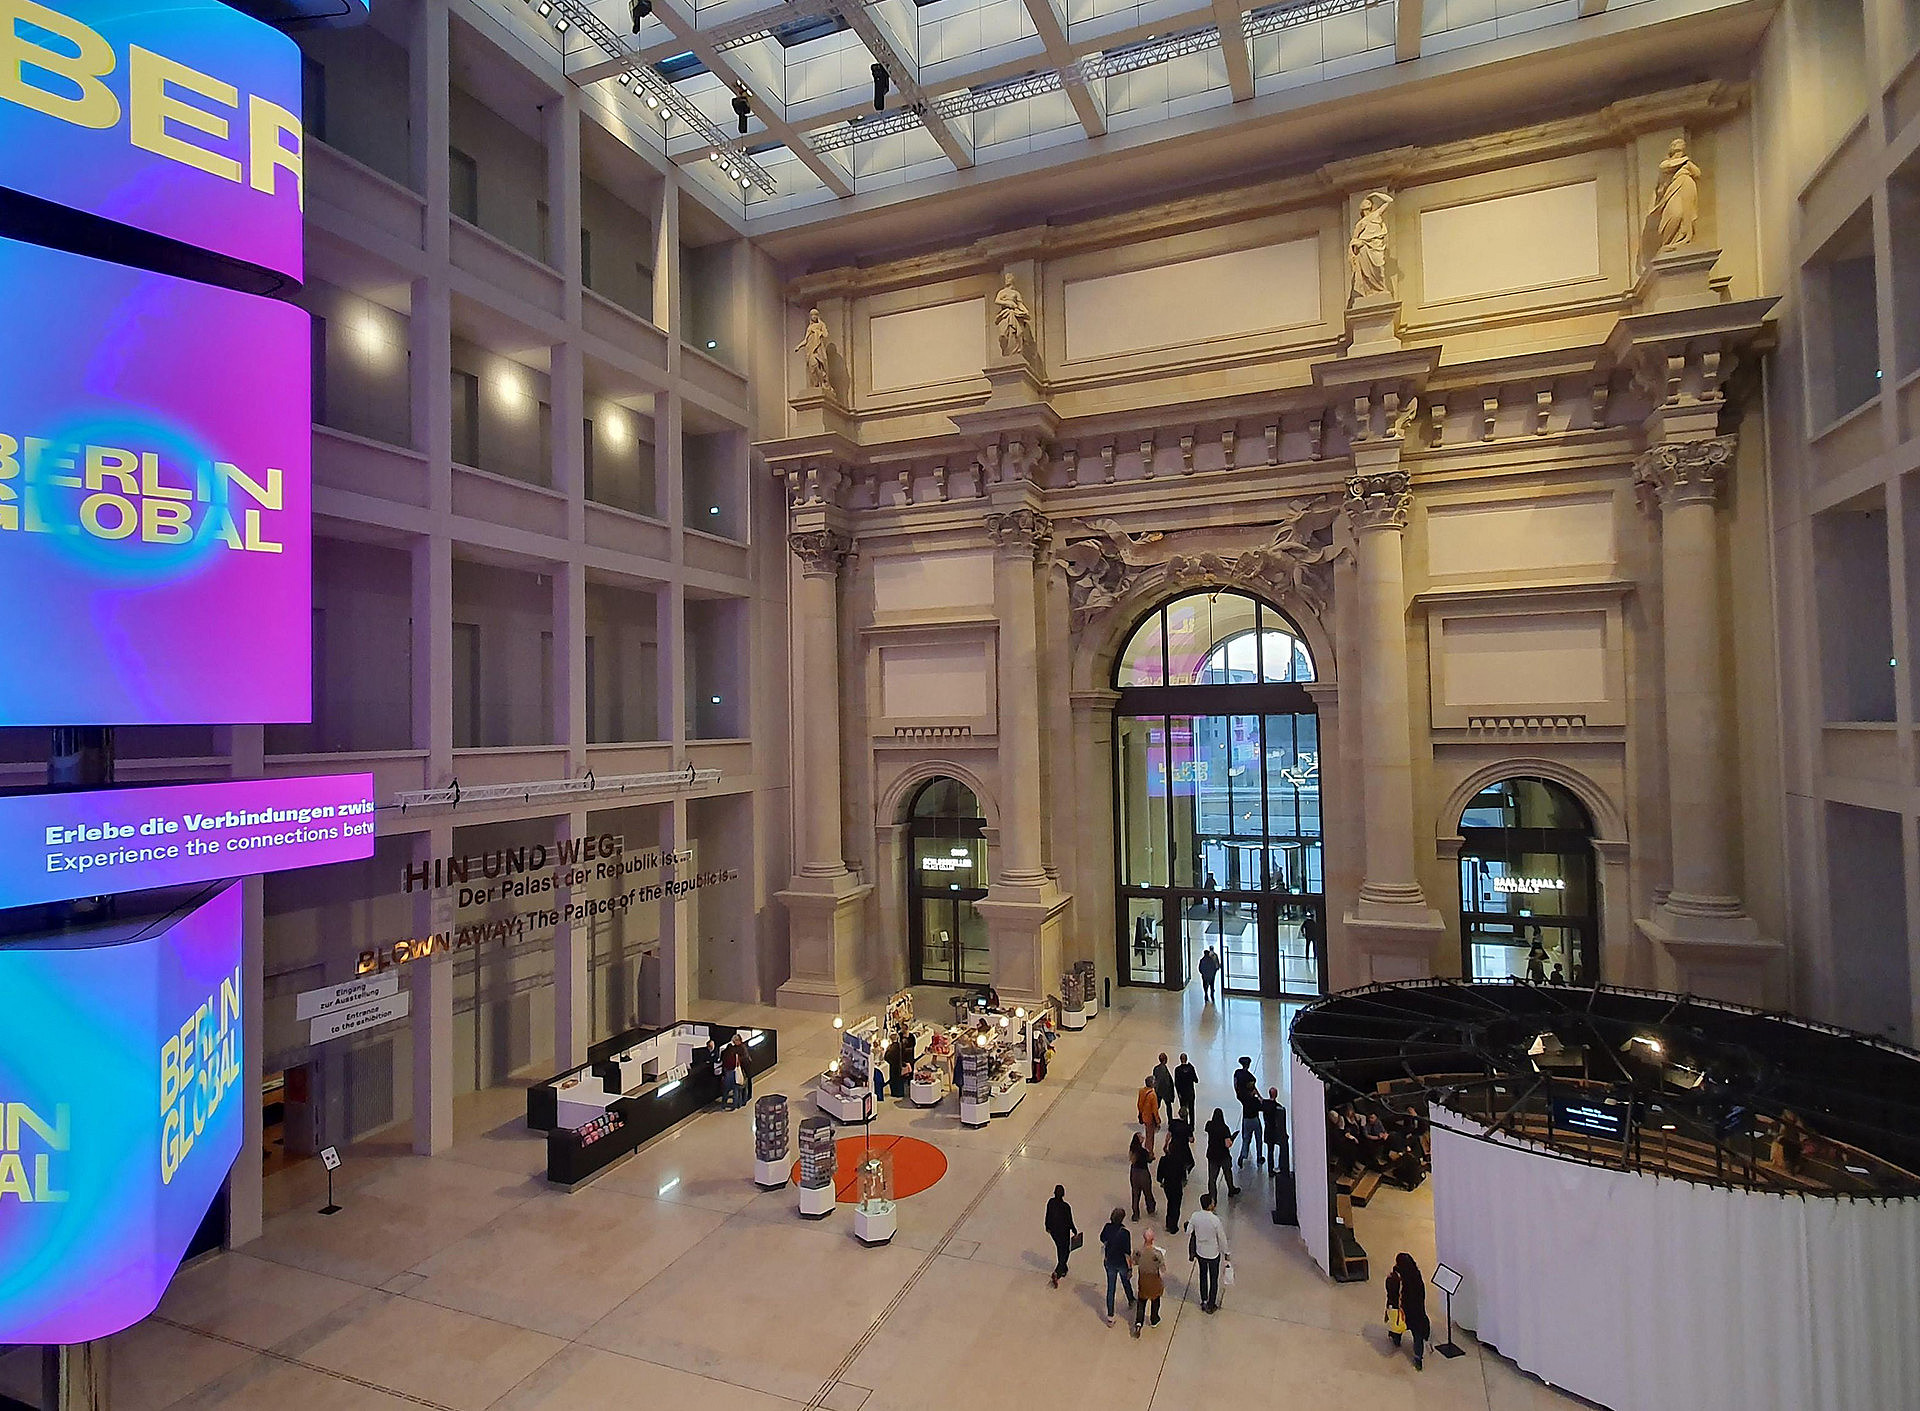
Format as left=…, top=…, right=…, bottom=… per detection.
left=1347, top=191, right=1394, bottom=304
left=1646, top=136, right=1702, bottom=254
left=795, top=307, right=833, bottom=391
left=994, top=274, right=1034, bottom=358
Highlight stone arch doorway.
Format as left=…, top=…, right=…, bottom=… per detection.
left=1454, top=776, right=1600, bottom=984
left=905, top=776, right=991, bottom=988
left=1111, top=588, right=1328, bottom=997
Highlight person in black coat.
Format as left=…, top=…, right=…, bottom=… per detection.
left=1156, top=1143, right=1190, bottom=1234
left=1151, top=1054, right=1176, bottom=1114
left=1173, top=1053, right=1198, bottom=1124
left=1385, top=1252, right=1432, bottom=1370
left=1044, top=1185, right=1078, bottom=1288
left=1204, top=1108, right=1239, bottom=1201
left=1260, top=1088, right=1288, bottom=1171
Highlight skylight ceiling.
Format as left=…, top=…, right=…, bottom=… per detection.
left=515, top=0, right=1681, bottom=220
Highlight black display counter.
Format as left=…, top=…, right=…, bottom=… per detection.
left=528, top=1020, right=778, bottom=1187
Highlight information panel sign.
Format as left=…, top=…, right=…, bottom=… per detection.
left=0, top=774, right=376, bottom=910
left=0, top=0, right=305, bottom=281
left=0, top=883, right=245, bottom=1344
left=0, top=234, right=311, bottom=725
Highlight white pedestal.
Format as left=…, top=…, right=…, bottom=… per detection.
left=798, top=1182, right=836, bottom=1219
left=991, top=1081, right=1025, bottom=1117
left=816, top=1085, right=873, bottom=1124
left=852, top=1201, right=897, bottom=1246
left=1061, top=1006, right=1087, bottom=1031
left=910, top=1076, right=946, bottom=1107
left=754, top=1157, right=789, bottom=1190
left=960, top=1097, right=991, bottom=1127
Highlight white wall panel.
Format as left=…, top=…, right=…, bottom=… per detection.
left=1420, top=181, right=1601, bottom=303
left=1063, top=239, right=1321, bottom=360
left=868, top=297, right=987, bottom=390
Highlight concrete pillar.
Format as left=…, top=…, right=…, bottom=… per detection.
left=986, top=503, right=1049, bottom=888
left=552, top=806, right=591, bottom=1067
left=1635, top=436, right=1781, bottom=1001
left=410, top=822, right=454, bottom=1155
left=1342, top=461, right=1442, bottom=979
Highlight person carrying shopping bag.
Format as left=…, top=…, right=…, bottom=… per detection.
left=1184, top=1194, right=1231, bottom=1313
left=1385, top=1252, right=1432, bottom=1370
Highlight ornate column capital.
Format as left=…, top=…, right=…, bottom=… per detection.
left=1344, top=470, right=1412, bottom=532
left=985, top=508, right=1053, bottom=557
left=789, top=528, right=853, bottom=577
left=1634, top=435, right=1736, bottom=513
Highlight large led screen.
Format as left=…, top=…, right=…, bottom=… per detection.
left=0, top=234, right=311, bottom=725
left=0, top=0, right=304, bottom=281
left=0, top=774, right=376, bottom=909
left=0, top=882, right=244, bottom=1344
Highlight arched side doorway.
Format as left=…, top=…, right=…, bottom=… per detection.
left=1112, top=590, right=1326, bottom=997
left=1457, top=777, right=1598, bottom=984
left=906, top=777, right=990, bottom=987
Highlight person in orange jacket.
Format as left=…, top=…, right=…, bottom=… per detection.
left=1137, top=1076, right=1162, bottom=1153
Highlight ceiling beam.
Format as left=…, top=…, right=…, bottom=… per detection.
left=1210, top=0, right=1255, bottom=101
left=1579, top=0, right=1610, bottom=13
left=830, top=0, right=975, bottom=169
left=1018, top=0, right=1108, bottom=138
left=641, top=0, right=856, bottom=196
left=1396, top=0, right=1422, bottom=61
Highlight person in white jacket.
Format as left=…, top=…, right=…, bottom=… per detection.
left=1185, top=1194, right=1231, bottom=1313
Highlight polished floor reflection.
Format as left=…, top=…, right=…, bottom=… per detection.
left=113, top=987, right=1580, bottom=1410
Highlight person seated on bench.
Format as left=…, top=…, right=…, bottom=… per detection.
left=1327, top=1106, right=1363, bottom=1172
left=1356, top=1107, right=1392, bottom=1170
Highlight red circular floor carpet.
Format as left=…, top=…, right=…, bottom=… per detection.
left=791, top=1135, right=948, bottom=1203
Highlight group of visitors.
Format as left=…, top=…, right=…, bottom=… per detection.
left=1044, top=1189, right=1232, bottom=1334
left=1327, top=1101, right=1429, bottom=1190
left=705, top=1031, right=755, bottom=1109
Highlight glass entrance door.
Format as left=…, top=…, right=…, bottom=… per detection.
left=919, top=896, right=990, bottom=986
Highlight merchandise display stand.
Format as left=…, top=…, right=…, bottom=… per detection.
left=852, top=1148, right=897, bottom=1246
left=957, top=1044, right=992, bottom=1127
left=1060, top=968, right=1088, bottom=1031
left=753, top=1095, right=790, bottom=1190
left=990, top=1073, right=1025, bottom=1116
left=815, top=1085, right=874, bottom=1123
left=1075, top=961, right=1099, bottom=1019
left=816, top=1016, right=879, bottom=1122
left=797, top=1114, right=837, bottom=1219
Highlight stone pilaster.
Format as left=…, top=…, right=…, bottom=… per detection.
left=777, top=523, right=872, bottom=1011
left=1634, top=434, right=1781, bottom=1003
left=1342, top=450, right=1443, bottom=980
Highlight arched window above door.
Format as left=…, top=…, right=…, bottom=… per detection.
left=1116, top=591, right=1315, bottom=688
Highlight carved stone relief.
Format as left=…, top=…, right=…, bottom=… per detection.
left=1057, top=495, right=1344, bottom=632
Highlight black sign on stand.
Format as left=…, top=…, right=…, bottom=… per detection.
left=1431, top=1263, right=1466, bottom=1358
left=319, top=1147, right=342, bottom=1216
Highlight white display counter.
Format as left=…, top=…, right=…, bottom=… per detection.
left=910, top=1073, right=947, bottom=1107
left=798, top=1182, right=836, bottom=1219
left=990, top=1076, right=1025, bottom=1117
left=816, top=1083, right=874, bottom=1123
left=553, top=1079, right=621, bottom=1131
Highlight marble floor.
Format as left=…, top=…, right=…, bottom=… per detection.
left=111, top=987, right=1583, bottom=1411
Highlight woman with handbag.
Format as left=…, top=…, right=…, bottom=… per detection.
left=1044, top=1184, right=1079, bottom=1288
left=1385, top=1252, right=1431, bottom=1370
left=1130, top=1229, right=1167, bottom=1336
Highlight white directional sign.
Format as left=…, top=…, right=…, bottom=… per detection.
left=310, top=991, right=410, bottom=1045
left=296, top=973, right=400, bottom=1022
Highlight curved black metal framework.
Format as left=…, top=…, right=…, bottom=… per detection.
left=1292, top=980, right=1920, bottom=1199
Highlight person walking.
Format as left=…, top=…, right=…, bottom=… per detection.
left=1131, top=1229, right=1167, bottom=1336
left=1197, top=946, right=1222, bottom=1003
left=1185, top=1194, right=1231, bottom=1313
left=1151, top=1053, right=1176, bottom=1116
left=720, top=1037, right=742, bottom=1108
left=1137, top=1075, right=1162, bottom=1153
left=1204, top=1107, right=1239, bottom=1201
left=1234, top=1058, right=1263, bottom=1167
left=1385, top=1252, right=1432, bottom=1370
left=1100, top=1207, right=1136, bottom=1327
left=1260, top=1087, right=1288, bottom=1171
left=1044, top=1184, right=1078, bottom=1289
left=1128, top=1132, right=1157, bottom=1221
left=1173, top=1053, right=1198, bottom=1125
left=1157, top=1141, right=1190, bottom=1234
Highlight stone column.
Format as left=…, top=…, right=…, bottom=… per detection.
left=792, top=529, right=852, bottom=875
left=986, top=506, right=1050, bottom=889
left=1342, top=463, right=1442, bottom=978
left=1636, top=436, right=1779, bottom=1001
left=777, top=526, right=871, bottom=1009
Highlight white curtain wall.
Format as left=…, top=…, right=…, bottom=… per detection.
left=1291, top=1055, right=1330, bottom=1274
left=1430, top=1114, right=1920, bottom=1411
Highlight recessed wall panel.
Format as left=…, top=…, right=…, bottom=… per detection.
left=1439, top=612, right=1608, bottom=707
left=871, top=549, right=995, bottom=617
left=868, top=298, right=986, bottom=391
left=1420, top=182, right=1602, bottom=304
left=1063, top=239, right=1321, bottom=361
left=880, top=641, right=990, bottom=718
left=1425, top=494, right=1616, bottom=581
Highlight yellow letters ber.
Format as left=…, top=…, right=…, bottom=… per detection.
left=0, top=0, right=302, bottom=209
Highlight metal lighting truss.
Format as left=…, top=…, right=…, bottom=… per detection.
left=706, top=0, right=844, bottom=51
left=809, top=0, right=1384, bottom=150
left=524, top=0, right=779, bottom=194
left=392, top=767, right=723, bottom=811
